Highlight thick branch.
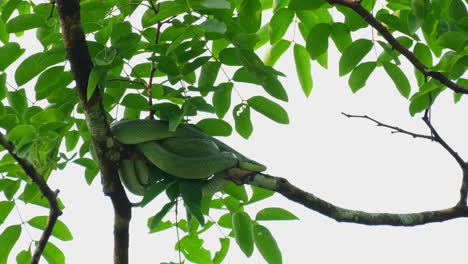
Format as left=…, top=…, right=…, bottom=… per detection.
left=55, top=1, right=131, bottom=263
left=327, top=0, right=467, bottom=94
left=233, top=172, right=468, bottom=226
left=0, top=134, right=61, bottom=264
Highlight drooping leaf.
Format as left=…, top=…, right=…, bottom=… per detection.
left=213, top=238, right=230, bottom=264
left=306, top=23, right=331, bottom=60
left=0, top=201, right=14, bottom=225
left=179, top=180, right=204, bottom=226
left=42, top=242, right=65, bottom=264
left=148, top=200, right=176, bottom=229
left=382, top=62, right=411, bottom=98
left=7, top=89, right=28, bottom=116
left=348, top=62, right=377, bottom=93
left=238, top=0, right=262, bottom=33
left=232, top=211, right=254, bottom=257
left=264, top=40, right=291, bottom=66
left=247, top=96, right=289, bottom=124
left=253, top=224, right=282, bottom=264
left=0, top=225, right=22, bottom=264
left=330, top=23, right=352, bottom=52
left=293, top=44, right=313, bottom=97
left=339, top=39, right=373, bottom=76
left=212, top=82, right=233, bottom=118
left=233, top=104, right=253, bottom=139
left=269, top=8, right=294, bottom=44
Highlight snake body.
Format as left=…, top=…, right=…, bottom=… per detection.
left=110, top=119, right=266, bottom=196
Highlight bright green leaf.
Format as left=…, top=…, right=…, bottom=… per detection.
left=269, top=8, right=294, bottom=44
left=0, top=201, right=14, bottom=225
left=293, top=44, right=313, bottom=97
left=28, top=216, right=73, bottom=241
left=213, top=238, right=230, bottom=264
left=339, top=39, right=373, bottom=76
left=42, top=242, right=65, bottom=264
left=330, top=23, right=352, bottom=52
left=264, top=40, right=291, bottom=66
left=149, top=201, right=176, bottom=229
left=0, top=225, right=21, bottom=264
left=7, top=89, right=28, bottom=115
left=247, top=96, right=289, bottom=124
left=0, top=74, right=6, bottom=100
left=382, top=62, right=411, bottom=98
left=121, top=93, right=149, bottom=111
left=15, top=250, right=31, bottom=264
left=15, top=48, right=65, bottom=86
left=348, top=62, right=377, bottom=93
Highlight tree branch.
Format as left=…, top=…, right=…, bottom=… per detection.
left=230, top=171, right=468, bottom=226
left=342, top=112, right=433, bottom=140
left=327, top=0, right=467, bottom=94
left=0, top=133, right=61, bottom=264
left=55, top=1, right=131, bottom=263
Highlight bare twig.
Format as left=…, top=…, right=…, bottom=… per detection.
left=342, top=112, right=433, bottom=140
left=0, top=134, right=61, bottom=264
left=327, top=0, right=467, bottom=94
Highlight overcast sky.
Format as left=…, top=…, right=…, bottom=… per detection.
left=4, top=4, right=468, bottom=263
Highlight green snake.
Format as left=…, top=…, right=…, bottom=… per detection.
left=110, top=119, right=267, bottom=196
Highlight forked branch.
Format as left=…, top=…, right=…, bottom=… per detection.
left=0, top=133, right=61, bottom=264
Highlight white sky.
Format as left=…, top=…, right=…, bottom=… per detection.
left=3, top=3, right=468, bottom=263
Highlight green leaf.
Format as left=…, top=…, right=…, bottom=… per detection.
left=201, top=0, right=231, bottom=9
left=42, top=242, right=65, bottom=264
left=65, top=130, right=80, bottom=152
left=148, top=200, right=176, bottom=229
left=247, top=96, right=289, bottom=124
left=0, top=225, right=21, bottom=264
left=262, top=76, right=288, bottom=102
left=348, top=62, right=377, bottom=93
left=253, top=224, right=282, bottom=264
left=411, top=0, right=430, bottom=19
left=87, top=67, right=100, bottom=101
left=293, top=44, right=313, bottom=97
left=233, top=104, right=253, bottom=139
left=269, top=8, right=294, bottom=44
left=0, top=201, right=14, bottom=225
left=382, top=62, right=411, bottom=98
left=413, top=43, right=432, bottom=67
left=212, top=82, right=233, bottom=118
left=264, top=40, right=291, bottom=66
left=0, top=43, right=25, bottom=71
left=6, top=14, right=45, bottom=33
left=0, top=74, right=6, bottom=100
left=449, top=0, right=468, bottom=20
left=121, top=93, right=149, bottom=111
left=177, top=235, right=212, bottom=263
left=256, top=207, right=299, bottom=221
left=15, top=49, right=65, bottom=85
left=140, top=179, right=172, bottom=207
left=437, top=31, right=466, bottom=51
left=306, top=23, right=331, bottom=60
left=200, top=19, right=227, bottom=34
left=239, top=0, right=262, bottom=33
left=232, top=211, right=254, bottom=257
left=7, top=89, right=27, bottom=115
left=196, top=118, right=232, bottom=136
left=28, top=216, right=73, bottom=241
left=180, top=180, right=204, bottom=226
left=213, top=238, right=230, bottom=264
left=330, top=23, right=352, bottom=52
left=15, top=250, right=31, bottom=264
left=288, top=0, right=326, bottom=10
left=248, top=186, right=274, bottom=204
left=339, top=39, right=373, bottom=76
left=223, top=182, right=249, bottom=202
left=219, top=48, right=242, bottom=66
left=141, top=1, right=188, bottom=28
